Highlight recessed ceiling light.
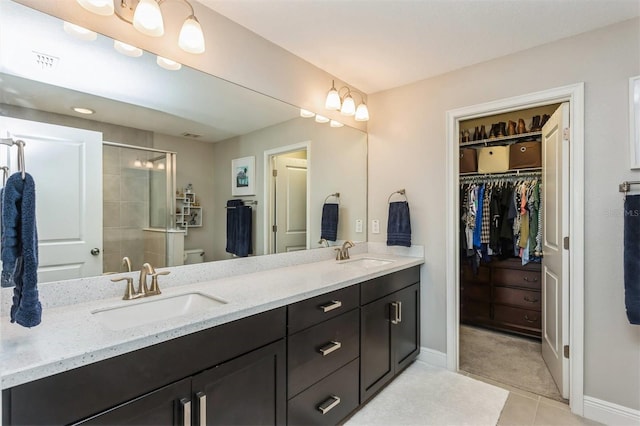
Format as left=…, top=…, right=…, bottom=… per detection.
left=114, top=40, right=143, bottom=57
left=72, top=107, right=95, bottom=115
left=63, top=21, right=97, bottom=41
left=156, top=56, right=182, bottom=71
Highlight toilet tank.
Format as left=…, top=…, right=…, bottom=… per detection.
left=184, top=249, right=204, bottom=264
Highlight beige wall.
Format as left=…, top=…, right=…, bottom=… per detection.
left=368, top=18, right=640, bottom=409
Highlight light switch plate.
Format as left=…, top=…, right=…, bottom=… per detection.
left=372, top=219, right=380, bottom=234
left=355, top=219, right=363, bottom=233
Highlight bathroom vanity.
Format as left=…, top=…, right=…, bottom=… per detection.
left=1, top=249, right=423, bottom=425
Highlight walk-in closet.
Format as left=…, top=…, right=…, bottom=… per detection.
left=457, top=103, right=569, bottom=402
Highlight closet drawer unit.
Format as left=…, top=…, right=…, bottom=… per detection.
left=461, top=281, right=491, bottom=302
left=288, top=309, right=359, bottom=398
left=288, top=285, right=359, bottom=334
left=492, top=268, right=540, bottom=290
left=494, top=305, right=541, bottom=330
left=494, top=287, right=541, bottom=310
left=461, top=299, right=491, bottom=322
left=461, top=264, right=490, bottom=285
left=288, top=358, right=359, bottom=426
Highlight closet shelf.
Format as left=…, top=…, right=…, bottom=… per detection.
left=460, top=167, right=542, bottom=178
left=460, top=131, right=541, bottom=147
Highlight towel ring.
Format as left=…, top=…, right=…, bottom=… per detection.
left=324, top=192, right=340, bottom=204
left=0, top=166, right=8, bottom=186
left=387, top=189, right=407, bottom=203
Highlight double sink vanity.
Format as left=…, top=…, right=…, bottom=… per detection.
left=1, top=245, right=423, bottom=425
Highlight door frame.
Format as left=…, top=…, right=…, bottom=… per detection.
left=444, top=83, right=585, bottom=415
left=263, top=141, right=311, bottom=254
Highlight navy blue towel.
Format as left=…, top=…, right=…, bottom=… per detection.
left=2, top=172, right=41, bottom=327
left=387, top=201, right=411, bottom=247
left=226, top=199, right=252, bottom=257
left=624, top=194, right=640, bottom=325
left=320, top=203, right=339, bottom=241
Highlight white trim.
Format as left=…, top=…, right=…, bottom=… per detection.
left=417, top=347, right=447, bottom=368
left=445, top=83, right=585, bottom=416
left=262, top=141, right=311, bottom=255
left=583, top=396, right=640, bottom=425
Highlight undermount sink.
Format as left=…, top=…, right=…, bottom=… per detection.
left=340, top=257, right=394, bottom=268
left=92, top=292, right=227, bottom=331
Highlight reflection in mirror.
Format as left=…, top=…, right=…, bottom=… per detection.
left=0, top=1, right=367, bottom=284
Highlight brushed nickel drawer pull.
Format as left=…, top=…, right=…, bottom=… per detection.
left=196, top=392, right=206, bottom=426
left=524, top=296, right=539, bottom=303
left=320, top=300, right=342, bottom=313
left=319, top=341, right=342, bottom=356
left=523, top=277, right=538, bottom=283
left=524, top=314, right=538, bottom=323
left=391, top=302, right=400, bottom=324
left=180, top=398, right=192, bottom=426
left=318, top=395, right=341, bottom=414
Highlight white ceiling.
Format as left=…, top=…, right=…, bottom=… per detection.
left=199, top=0, right=640, bottom=94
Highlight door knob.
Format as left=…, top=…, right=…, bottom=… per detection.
left=90, top=248, right=100, bottom=256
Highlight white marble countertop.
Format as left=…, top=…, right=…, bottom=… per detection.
left=0, top=251, right=423, bottom=390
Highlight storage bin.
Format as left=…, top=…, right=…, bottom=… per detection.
left=509, top=141, right=542, bottom=169
left=459, top=148, right=477, bottom=173
left=477, top=146, right=509, bottom=173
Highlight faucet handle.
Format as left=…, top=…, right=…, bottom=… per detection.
left=334, top=248, right=342, bottom=261
left=148, top=270, right=170, bottom=295
left=111, top=276, right=139, bottom=300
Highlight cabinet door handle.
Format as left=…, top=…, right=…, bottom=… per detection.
left=196, top=392, right=206, bottom=426
left=317, top=395, right=341, bottom=414
left=318, top=341, right=342, bottom=356
left=397, top=301, right=403, bottom=323
left=523, top=277, right=538, bottom=283
left=180, top=398, right=191, bottom=426
left=391, top=302, right=401, bottom=324
left=523, top=296, right=539, bottom=303
left=320, top=300, right=342, bottom=313
left=524, top=314, right=538, bottom=323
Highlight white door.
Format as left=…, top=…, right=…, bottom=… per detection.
left=273, top=155, right=307, bottom=253
left=0, top=117, right=103, bottom=282
left=541, top=102, right=570, bottom=399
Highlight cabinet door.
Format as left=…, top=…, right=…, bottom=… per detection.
left=192, top=340, right=286, bottom=426
left=360, top=293, right=395, bottom=402
left=75, top=378, right=191, bottom=425
left=393, top=282, right=420, bottom=372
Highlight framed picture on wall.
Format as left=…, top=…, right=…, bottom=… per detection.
left=630, top=75, right=640, bottom=169
left=231, top=156, right=255, bottom=196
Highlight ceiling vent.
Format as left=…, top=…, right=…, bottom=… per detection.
left=181, top=132, right=202, bottom=138
left=32, top=51, right=59, bottom=70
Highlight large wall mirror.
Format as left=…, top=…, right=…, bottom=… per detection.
left=0, top=1, right=367, bottom=283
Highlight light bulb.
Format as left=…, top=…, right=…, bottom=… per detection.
left=330, top=120, right=344, bottom=128
left=157, top=56, right=182, bottom=71
left=133, top=0, right=164, bottom=37
left=315, top=114, right=330, bottom=123
left=179, top=16, right=205, bottom=54
left=340, top=94, right=356, bottom=116
left=114, top=40, right=143, bottom=57
left=63, top=22, right=97, bottom=41
left=325, top=81, right=341, bottom=110
left=355, top=103, right=370, bottom=122
left=76, top=0, right=114, bottom=16
left=300, top=109, right=315, bottom=118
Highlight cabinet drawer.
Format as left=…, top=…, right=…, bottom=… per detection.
left=492, top=268, right=541, bottom=290
left=288, top=309, right=359, bottom=398
left=461, top=264, right=490, bottom=284
left=494, top=287, right=541, bottom=310
left=494, top=305, right=541, bottom=330
left=288, top=285, right=359, bottom=334
left=461, top=299, right=491, bottom=322
left=461, top=282, right=490, bottom=302
left=288, top=358, right=359, bottom=426
left=361, top=266, right=420, bottom=305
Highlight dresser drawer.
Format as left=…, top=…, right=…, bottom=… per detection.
left=288, top=358, right=359, bottom=426
left=461, top=299, right=491, bottom=322
left=461, top=282, right=490, bottom=302
left=461, top=264, right=490, bottom=284
left=494, top=305, right=541, bottom=330
left=288, top=308, right=359, bottom=398
left=494, top=287, right=541, bottom=310
left=492, top=268, right=541, bottom=290
left=288, top=285, right=359, bottom=334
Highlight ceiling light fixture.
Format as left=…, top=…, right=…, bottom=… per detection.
left=156, top=55, right=182, bottom=71
left=134, top=158, right=143, bottom=167
left=330, top=120, right=344, bottom=128
left=113, top=40, right=143, bottom=57
left=314, top=114, right=330, bottom=124
left=324, top=80, right=369, bottom=121
left=63, top=22, right=98, bottom=41
left=76, top=0, right=205, bottom=54
left=300, top=109, right=315, bottom=118
left=72, top=107, right=95, bottom=115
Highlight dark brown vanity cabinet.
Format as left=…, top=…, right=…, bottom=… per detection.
left=360, top=267, right=421, bottom=403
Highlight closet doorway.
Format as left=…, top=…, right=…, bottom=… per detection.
left=444, top=84, right=585, bottom=415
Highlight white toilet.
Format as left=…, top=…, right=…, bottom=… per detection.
left=184, top=248, right=205, bottom=264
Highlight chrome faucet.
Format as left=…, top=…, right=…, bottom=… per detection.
left=335, top=240, right=355, bottom=261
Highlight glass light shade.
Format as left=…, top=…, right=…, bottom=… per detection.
left=157, top=162, right=165, bottom=170
left=340, top=94, right=356, bottom=116
left=157, top=56, right=182, bottom=71
left=300, top=109, right=315, bottom=118
left=134, top=159, right=142, bottom=167
left=178, top=16, right=205, bottom=54
left=355, top=103, right=370, bottom=121
left=315, top=114, right=330, bottom=123
left=76, top=0, right=114, bottom=16
left=145, top=161, right=154, bottom=169
left=63, top=22, right=97, bottom=41
left=325, top=88, right=341, bottom=110
left=133, top=0, right=164, bottom=37
left=330, top=120, right=344, bottom=128
left=114, top=40, right=143, bottom=57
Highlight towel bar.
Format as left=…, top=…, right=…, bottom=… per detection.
left=619, top=181, right=640, bottom=193
left=225, top=199, right=258, bottom=209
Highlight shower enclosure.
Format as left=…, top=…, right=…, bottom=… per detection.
left=102, top=142, right=178, bottom=273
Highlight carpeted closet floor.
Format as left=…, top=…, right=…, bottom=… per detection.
left=459, top=324, right=565, bottom=402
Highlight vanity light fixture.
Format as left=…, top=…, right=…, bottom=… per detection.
left=324, top=80, right=369, bottom=121
left=157, top=162, right=166, bottom=170
left=156, top=55, right=182, bottom=71
left=300, top=109, right=315, bottom=118
left=330, top=120, right=344, bottom=128
left=145, top=160, right=154, bottom=169
left=314, top=114, right=330, bottom=124
left=134, top=158, right=143, bottom=167
left=72, top=106, right=95, bottom=115
left=114, top=40, right=143, bottom=57
left=63, top=22, right=97, bottom=41
left=76, top=0, right=205, bottom=54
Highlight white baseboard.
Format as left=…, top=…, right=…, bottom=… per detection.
left=583, top=396, right=640, bottom=425
left=417, top=347, right=447, bottom=369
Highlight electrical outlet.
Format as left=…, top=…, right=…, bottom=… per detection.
left=372, top=219, right=380, bottom=234
left=355, top=219, right=363, bottom=233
